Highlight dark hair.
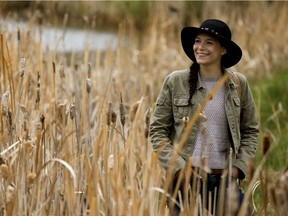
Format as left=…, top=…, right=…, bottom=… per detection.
left=188, top=63, right=200, bottom=104
left=188, top=62, right=226, bottom=104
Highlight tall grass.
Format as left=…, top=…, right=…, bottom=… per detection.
left=0, top=1, right=288, bottom=215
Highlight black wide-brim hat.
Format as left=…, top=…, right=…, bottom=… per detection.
left=181, top=19, right=242, bottom=68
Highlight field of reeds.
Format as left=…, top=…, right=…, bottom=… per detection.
left=0, top=1, right=288, bottom=215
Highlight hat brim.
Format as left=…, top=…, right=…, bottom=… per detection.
left=181, top=27, right=242, bottom=68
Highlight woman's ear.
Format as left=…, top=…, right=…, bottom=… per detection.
left=221, top=47, right=227, bottom=56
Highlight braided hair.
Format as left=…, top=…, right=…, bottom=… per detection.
left=188, top=62, right=200, bottom=104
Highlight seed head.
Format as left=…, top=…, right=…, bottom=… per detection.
left=144, top=108, right=151, bottom=138
left=70, top=103, right=76, bottom=120
left=27, top=172, right=37, bottom=185
left=119, top=93, right=126, bottom=127
left=19, top=57, right=26, bottom=77
left=87, top=63, right=92, bottom=78
left=1, top=90, right=10, bottom=114
left=86, top=78, right=92, bottom=93
left=130, top=100, right=140, bottom=123
left=0, top=164, right=9, bottom=180
left=107, top=102, right=117, bottom=126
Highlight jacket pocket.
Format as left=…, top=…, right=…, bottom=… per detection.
left=156, top=97, right=165, bottom=106
left=173, top=97, right=190, bottom=119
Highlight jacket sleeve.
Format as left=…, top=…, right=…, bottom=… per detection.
left=149, top=75, right=186, bottom=173
left=234, top=73, right=259, bottom=179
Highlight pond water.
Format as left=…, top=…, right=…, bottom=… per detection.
left=3, top=19, right=118, bottom=52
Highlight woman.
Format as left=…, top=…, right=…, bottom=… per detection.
left=150, top=19, right=259, bottom=215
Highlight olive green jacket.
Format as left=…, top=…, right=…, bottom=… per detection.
left=150, top=69, right=259, bottom=179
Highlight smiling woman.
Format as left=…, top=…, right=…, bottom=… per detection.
left=150, top=19, right=259, bottom=215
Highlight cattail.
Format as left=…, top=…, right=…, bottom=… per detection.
left=262, top=132, right=270, bottom=156
left=1, top=90, right=9, bottom=114
left=59, top=64, right=65, bottom=78
left=0, top=164, right=9, bottom=180
left=107, top=102, right=116, bottom=126
left=58, top=103, right=67, bottom=124
left=20, top=105, right=29, bottom=121
left=27, top=172, right=37, bottom=185
left=86, top=78, right=92, bottom=94
left=36, top=72, right=40, bottom=103
left=17, top=27, right=20, bottom=41
left=40, top=114, right=45, bottom=130
left=86, top=63, right=92, bottom=93
left=119, top=93, right=126, bottom=127
left=19, top=57, right=25, bottom=77
left=70, top=103, right=76, bottom=120
left=87, top=62, right=92, bottom=78
left=144, top=108, right=151, bottom=138
left=36, top=122, right=42, bottom=142
left=52, top=61, right=56, bottom=74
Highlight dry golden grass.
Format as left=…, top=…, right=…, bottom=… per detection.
left=0, top=1, right=288, bottom=215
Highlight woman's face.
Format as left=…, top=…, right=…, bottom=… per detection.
left=193, top=33, right=227, bottom=67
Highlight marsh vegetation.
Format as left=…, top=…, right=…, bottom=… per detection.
left=0, top=1, right=287, bottom=215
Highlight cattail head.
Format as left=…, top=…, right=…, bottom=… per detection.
left=17, top=27, right=20, bottom=41
left=86, top=63, right=92, bottom=93
left=19, top=57, right=26, bottom=77
left=36, top=72, right=40, bottom=103
left=86, top=78, right=92, bottom=94
left=70, top=103, right=76, bottom=120
left=52, top=61, right=56, bottom=74
left=1, top=90, right=10, bottom=115
left=144, top=108, right=151, bottom=138
left=107, top=102, right=112, bottom=126
left=107, top=102, right=117, bottom=126
left=262, top=132, right=271, bottom=156
left=27, top=172, right=37, bottom=185
left=58, top=103, right=67, bottom=124
left=36, top=122, right=42, bottom=142
left=0, top=164, right=9, bottom=180
left=119, top=93, right=126, bottom=127
left=40, top=114, right=45, bottom=130
left=87, top=63, right=92, bottom=78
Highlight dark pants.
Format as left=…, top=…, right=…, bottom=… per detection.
left=168, top=173, right=247, bottom=216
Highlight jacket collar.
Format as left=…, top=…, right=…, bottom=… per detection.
left=196, top=70, right=236, bottom=90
